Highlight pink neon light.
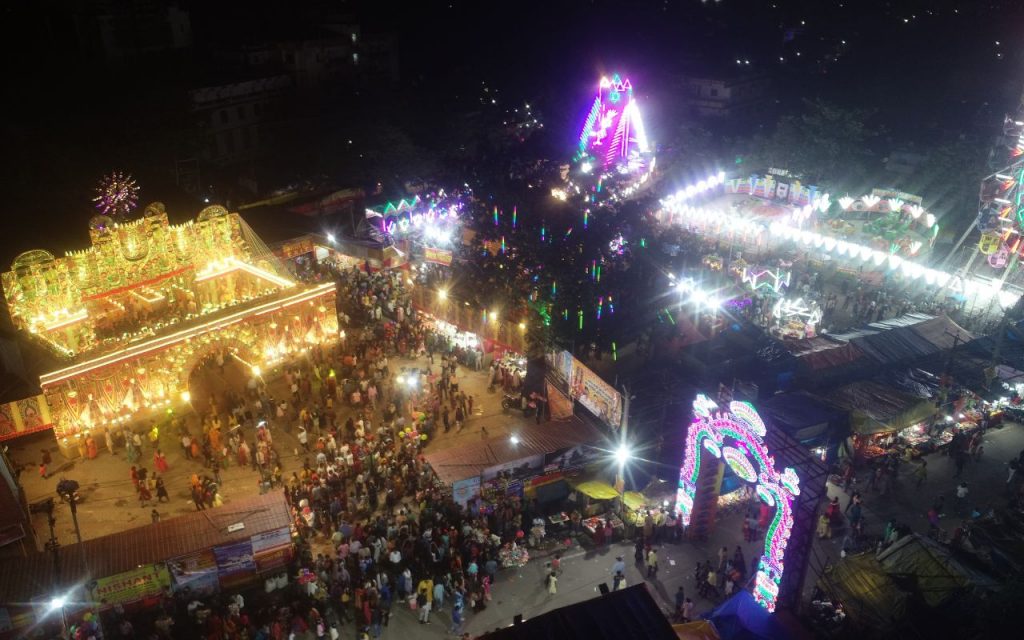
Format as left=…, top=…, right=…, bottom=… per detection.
left=675, top=394, right=800, bottom=613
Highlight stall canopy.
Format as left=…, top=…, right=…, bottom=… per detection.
left=759, top=391, right=847, bottom=444
left=827, top=314, right=972, bottom=368
left=424, top=417, right=605, bottom=486
left=481, top=584, right=677, bottom=640
left=825, top=380, right=935, bottom=434
left=574, top=480, right=621, bottom=501
left=674, top=621, right=721, bottom=640
left=817, top=552, right=908, bottom=629
left=782, top=336, right=870, bottom=372
left=875, top=534, right=1000, bottom=607
left=703, top=590, right=791, bottom=640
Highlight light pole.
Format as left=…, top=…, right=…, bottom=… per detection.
left=48, top=594, right=68, bottom=638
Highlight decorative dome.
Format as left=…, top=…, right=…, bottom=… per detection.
left=11, top=249, right=56, bottom=273
left=197, top=205, right=229, bottom=222
left=89, top=215, right=115, bottom=235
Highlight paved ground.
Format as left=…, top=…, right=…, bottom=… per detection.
left=8, top=352, right=533, bottom=548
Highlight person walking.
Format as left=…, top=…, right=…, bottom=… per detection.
left=646, top=548, right=659, bottom=578
left=612, top=570, right=626, bottom=591
left=915, top=460, right=928, bottom=488
left=955, top=482, right=969, bottom=517
left=449, top=603, right=464, bottom=635
left=416, top=589, right=431, bottom=624
left=546, top=570, right=558, bottom=595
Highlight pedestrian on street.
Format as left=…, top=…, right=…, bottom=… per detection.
left=612, top=570, right=626, bottom=591
left=612, top=555, right=625, bottom=577
left=546, top=570, right=558, bottom=595
left=955, top=482, right=969, bottom=516
left=449, top=603, right=464, bottom=635
left=915, top=460, right=928, bottom=488
left=646, top=548, right=659, bottom=578
left=954, top=451, right=967, bottom=478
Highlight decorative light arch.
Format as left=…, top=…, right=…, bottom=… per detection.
left=675, top=394, right=801, bottom=612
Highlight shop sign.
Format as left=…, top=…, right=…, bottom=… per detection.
left=424, top=247, right=453, bottom=266
left=90, top=564, right=170, bottom=608
left=281, top=239, right=314, bottom=259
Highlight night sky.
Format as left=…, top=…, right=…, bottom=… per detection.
left=1, top=0, right=1023, bottom=265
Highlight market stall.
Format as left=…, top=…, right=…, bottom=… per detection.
left=826, top=381, right=936, bottom=462
left=571, top=480, right=625, bottom=544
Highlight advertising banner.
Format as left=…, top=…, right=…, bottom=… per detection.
left=452, top=476, right=482, bottom=507
left=546, top=351, right=623, bottom=429
left=90, top=564, right=170, bottom=609
left=167, top=549, right=219, bottom=596
left=424, top=247, right=453, bottom=266
left=214, top=540, right=257, bottom=589
left=251, top=527, right=293, bottom=573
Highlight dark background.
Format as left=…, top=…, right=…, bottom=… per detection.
left=1, top=0, right=1023, bottom=264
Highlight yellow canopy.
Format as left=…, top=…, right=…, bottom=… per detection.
left=622, top=491, right=646, bottom=510
left=573, top=480, right=620, bottom=500
left=673, top=621, right=720, bottom=640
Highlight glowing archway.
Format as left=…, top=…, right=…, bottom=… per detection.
left=675, top=394, right=800, bottom=612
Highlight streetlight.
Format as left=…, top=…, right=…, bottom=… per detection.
left=614, top=444, right=633, bottom=467
left=438, top=289, right=448, bottom=301
left=326, top=233, right=336, bottom=244
left=510, top=435, right=520, bottom=445
left=49, top=593, right=69, bottom=636
left=180, top=391, right=191, bottom=404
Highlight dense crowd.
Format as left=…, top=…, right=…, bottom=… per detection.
left=107, top=265, right=532, bottom=640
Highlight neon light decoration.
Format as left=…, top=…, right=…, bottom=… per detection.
left=676, top=394, right=801, bottom=612
left=577, top=74, right=650, bottom=169
left=741, top=267, right=791, bottom=293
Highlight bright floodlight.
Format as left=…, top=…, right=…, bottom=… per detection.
left=49, top=595, right=67, bottom=611
left=438, top=289, right=448, bottom=300
left=581, top=161, right=593, bottom=174
left=614, top=444, right=632, bottom=466
left=326, top=233, right=336, bottom=244
left=510, top=435, right=520, bottom=445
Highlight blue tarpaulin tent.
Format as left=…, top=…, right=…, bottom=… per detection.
left=704, top=591, right=791, bottom=640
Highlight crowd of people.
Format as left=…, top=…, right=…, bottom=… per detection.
left=107, top=265, right=536, bottom=639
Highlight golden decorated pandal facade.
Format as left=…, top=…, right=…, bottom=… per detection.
left=1, top=204, right=338, bottom=455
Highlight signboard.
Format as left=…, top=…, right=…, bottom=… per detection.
left=167, top=549, right=219, bottom=596
left=452, top=476, right=482, bottom=507
left=280, top=238, right=315, bottom=259
left=870, top=188, right=923, bottom=206
left=90, top=564, right=170, bottom=609
left=424, top=247, right=453, bottom=266
left=213, top=540, right=257, bottom=589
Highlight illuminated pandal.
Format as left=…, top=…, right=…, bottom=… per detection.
left=676, top=394, right=801, bottom=612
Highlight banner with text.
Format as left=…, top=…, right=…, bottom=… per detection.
left=424, top=247, right=453, bottom=266
left=90, top=564, right=170, bottom=609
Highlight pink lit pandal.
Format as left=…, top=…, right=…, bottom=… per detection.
left=675, top=395, right=800, bottom=612
left=576, top=74, right=650, bottom=169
